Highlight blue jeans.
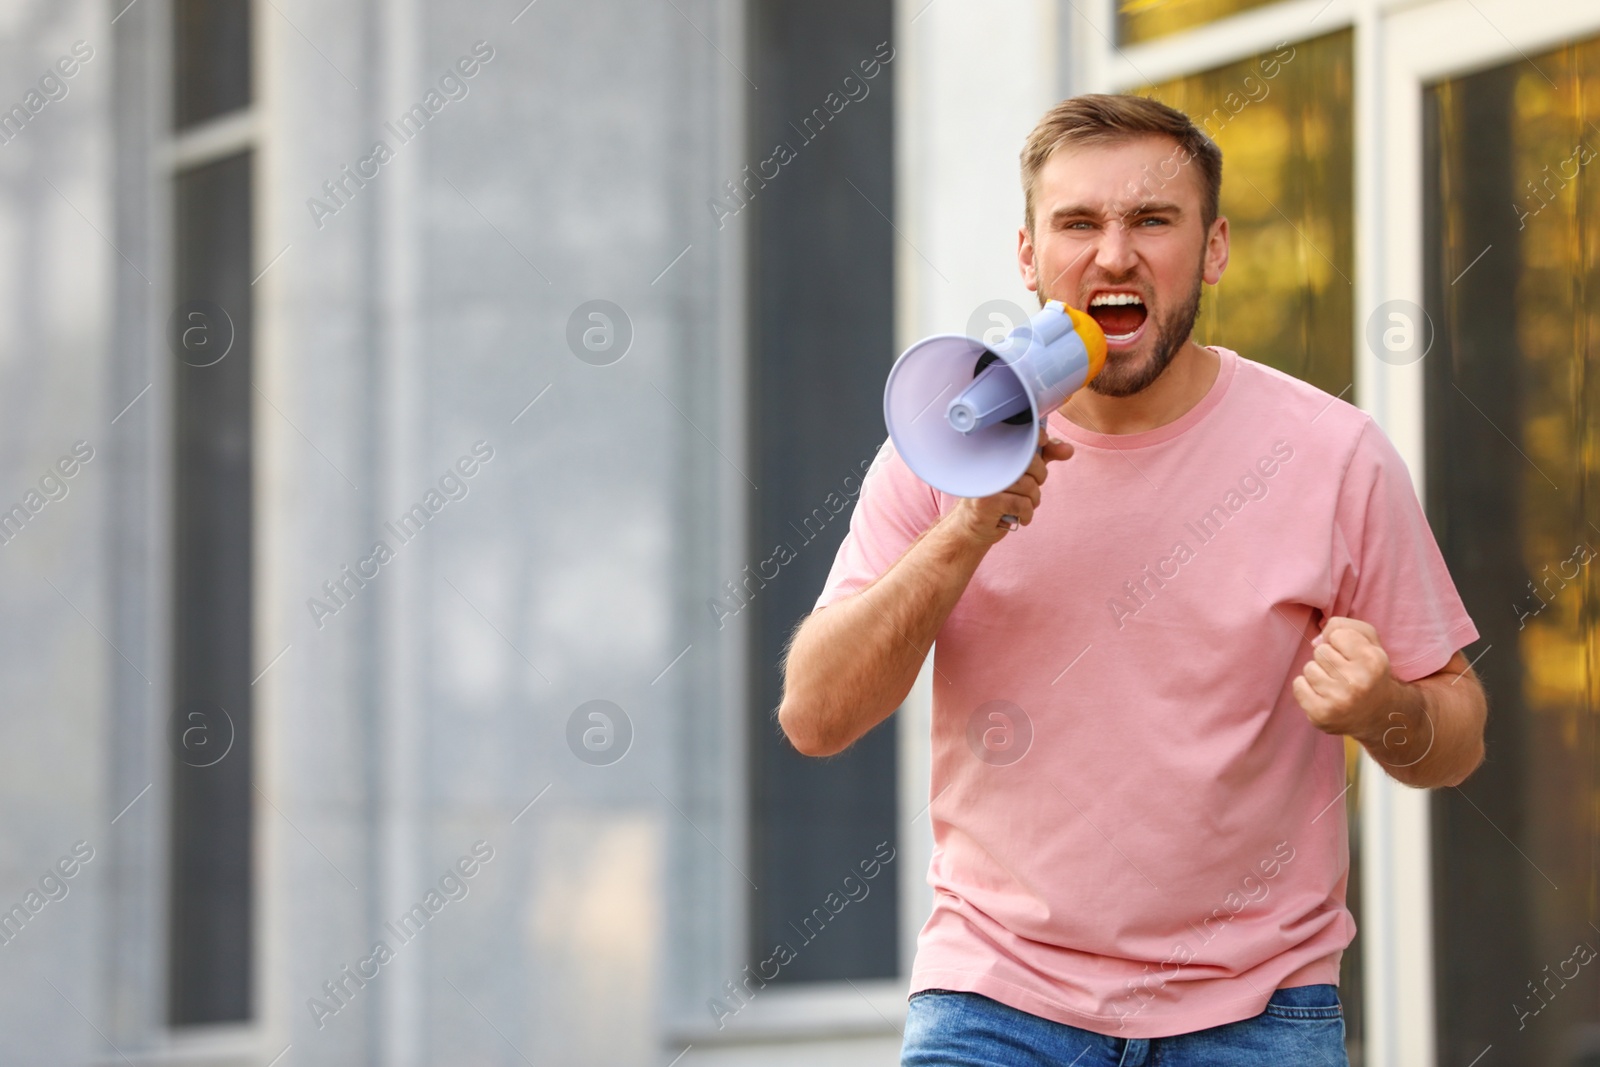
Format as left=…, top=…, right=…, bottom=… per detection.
left=901, top=985, right=1350, bottom=1066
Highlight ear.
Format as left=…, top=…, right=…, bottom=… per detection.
left=1018, top=225, right=1040, bottom=293
left=1203, top=215, right=1229, bottom=285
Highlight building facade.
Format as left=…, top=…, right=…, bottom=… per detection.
left=0, top=0, right=1597, bottom=1064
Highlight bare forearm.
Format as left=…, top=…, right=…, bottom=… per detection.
left=781, top=431, right=1075, bottom=757
left=1356, top=667, right=1486, bottom=789
left=778, top=517, right=989, bottom=756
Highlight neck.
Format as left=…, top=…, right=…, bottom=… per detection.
left=1058, top=339, right=1219, bottom=436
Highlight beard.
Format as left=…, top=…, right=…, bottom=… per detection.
left=1041, top=255, right=1205, bottom=399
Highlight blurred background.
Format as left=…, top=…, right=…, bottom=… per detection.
left=0, top=0, right=1597, bottom=1063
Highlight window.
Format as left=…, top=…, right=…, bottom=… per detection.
left=173, top=0, right=251, bottom=130
left=1118, top=0, right=1283, bottom=47
left=1425, top=36, right=1600, bottom=1066
left=168, top=0, right=254, bottom=1026
left=1140, top=30, right=1355, bottom=397
left=745, top=0, right=900, bottom=984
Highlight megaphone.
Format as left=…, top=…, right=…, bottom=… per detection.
left=884, top=299, right=1106, bottom=499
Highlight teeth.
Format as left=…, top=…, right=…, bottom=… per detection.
left=1090, top=292, right=1144, bottom=307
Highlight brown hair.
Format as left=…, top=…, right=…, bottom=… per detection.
left=1020, top=93, right=1223, bottom=235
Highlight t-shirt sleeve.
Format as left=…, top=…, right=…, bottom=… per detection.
left=813, top=437, right=945, bottom=612
left=1328, top=417, right=1481, bottom=682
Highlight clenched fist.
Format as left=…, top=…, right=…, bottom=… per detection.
left=1292, top=616, right=1408, bottom=740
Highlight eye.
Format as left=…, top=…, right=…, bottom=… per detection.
left=1138, top=216, right=1170, bottom=227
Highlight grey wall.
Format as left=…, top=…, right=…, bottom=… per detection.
left=252, top=0, right=746, bottom=1062
left=0, top=0, right=116, bottom=1064
left=0, top=0, right=752, bottom=1063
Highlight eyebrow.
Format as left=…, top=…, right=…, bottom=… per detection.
left=1049, top=200, right=1186, bottom=221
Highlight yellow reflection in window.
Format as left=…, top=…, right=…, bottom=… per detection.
left=1139, top=30, right=1355, bottom=397
left=1430, top=36, right=1600, bottom=1063
left=1120, top=0, right=1282, bottom=48
left=1494, top=42, right=1600, bottom=725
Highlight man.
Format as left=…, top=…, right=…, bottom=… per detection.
left=777, top=93, right=1487, bottom=1066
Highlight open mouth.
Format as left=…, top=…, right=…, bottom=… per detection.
left=1087, top=291, right=1149, bottom=345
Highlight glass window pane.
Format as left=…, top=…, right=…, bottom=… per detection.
left=1118, top=0, right=1280, bottom=48
left=1426, top=36, right=1600, bottom=1067
left=174, top=0, right=251, bottom=129
left=169, top=151, right=254, bottom=1025
left=1140, top=30, right=1355, bottom=399
left=746, top=0, right=900, bottom=984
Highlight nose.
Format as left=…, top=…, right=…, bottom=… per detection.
left=1093, top=220, right=1138, bottom=276
left=1075, top=215, right=1139, bottom=281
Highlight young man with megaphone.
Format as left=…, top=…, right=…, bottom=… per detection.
left=778, top=93, right=1487, bottom=1067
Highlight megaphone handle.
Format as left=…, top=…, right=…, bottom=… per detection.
left=997, top=418, right=1050, bottom=531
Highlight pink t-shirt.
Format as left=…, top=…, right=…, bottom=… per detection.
left=813, top=345, right=1480, bottom=1039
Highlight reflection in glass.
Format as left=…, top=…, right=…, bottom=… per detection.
left=170, top=151, right=254, bottom=1025
left=1141, top=31, right=1354, bottom=398
left=173, top=0, right=251, bottom=130
left=1426, top=35, right=1600, bottom=1067
left=1118, top=0, right=1280, bottom=47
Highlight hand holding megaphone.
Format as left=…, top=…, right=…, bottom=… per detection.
left=883, top=299, right=1106, bottom=533
left=950, top=426, right=1076, bottom=540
